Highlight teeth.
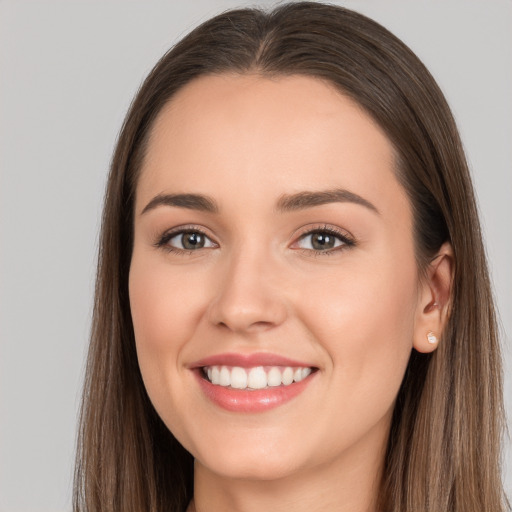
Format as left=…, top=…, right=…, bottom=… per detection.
left=301, top=367, right=311, bottom=379
left=230, top=367, right=248, bottom=389
left=219, top=366, right=230, bottom=386
left=202, top=365, right=313, bottom=390
left=247, top=367, right=267, bottom=389
left=282, top=367, right=294, bottom=385
left=267, top=367, right=282, bottom=387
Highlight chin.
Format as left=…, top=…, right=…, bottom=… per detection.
left=199, top=451, right=303, bottom=481
left=189, top=431, right=309, bottom=481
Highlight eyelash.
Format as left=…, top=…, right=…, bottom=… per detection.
left=154, top=224, right=355, bottom=256
left=295, top=225, right=355, bottom=256
left=154, top=226, right=214, bottom=255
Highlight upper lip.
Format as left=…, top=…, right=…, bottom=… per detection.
left=189, top=352, right=316, bottom=369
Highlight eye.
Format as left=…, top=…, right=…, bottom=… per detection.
left=295, top=228, right=354, bottom=253
left=157, top=229, right=217, bottom=252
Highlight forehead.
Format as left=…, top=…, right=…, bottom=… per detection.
left=137, top=73, right=408, bottom=221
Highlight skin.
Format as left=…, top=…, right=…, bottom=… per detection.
left=129, top=74, right=453, bottom=512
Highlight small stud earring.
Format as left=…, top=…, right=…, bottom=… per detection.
left=427, top=331, right=437, bottom=344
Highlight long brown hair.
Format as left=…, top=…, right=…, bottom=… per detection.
left=74, top=3, right=507, bottom=511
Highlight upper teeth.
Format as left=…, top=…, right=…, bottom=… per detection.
left=204, top=365, right=312, bottom=390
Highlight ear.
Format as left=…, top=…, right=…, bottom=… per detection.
left=413, top=242, right=454, bottom=353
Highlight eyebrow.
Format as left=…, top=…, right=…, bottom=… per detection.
left=140, top=188, right=379, bottom=216
left=275, top=188, right=379, bottom=214
left=141, top=193, right=219, bottom=215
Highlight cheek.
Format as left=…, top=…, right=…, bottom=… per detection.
left=299, top=249, right=418, bottom=398
left=128, top=252, right=217, bottom=449
left=288, top=254, right=418, bottom=458
left=129, top=253, right=206, bottom=352
left=128, top=252, right=203, bottom=409
left=130, top=267, right=176, bottom=361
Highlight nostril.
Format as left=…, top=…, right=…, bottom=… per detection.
left=218, top=320, right=277, bottom=333
left=206, top=275, right=288, bottom=332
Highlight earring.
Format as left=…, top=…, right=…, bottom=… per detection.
left=427, top=331, right=437, bottom=344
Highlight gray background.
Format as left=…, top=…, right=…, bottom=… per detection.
left=0, top=1, right=510, bottom=510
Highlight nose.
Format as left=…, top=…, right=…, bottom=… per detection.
left=207, top=248, right=288, bottom=334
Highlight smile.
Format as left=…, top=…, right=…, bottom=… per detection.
left=202, top=365, right=312, bottom=390
left=191, top=353, right=318, bottom=413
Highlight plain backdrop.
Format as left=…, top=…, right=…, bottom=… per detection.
left=0, top=1, right=510, bottom=510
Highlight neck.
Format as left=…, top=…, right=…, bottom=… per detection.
left=191, top=427, right=387, bottom=512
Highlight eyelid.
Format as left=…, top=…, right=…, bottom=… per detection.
left=154, top=224, right=218, bottom=253
left=291, top=224, right=356, bottom=252
left=153, top=223, right=355, bottom=255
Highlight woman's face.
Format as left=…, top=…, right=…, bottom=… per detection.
left=129, top=74, right=431, bottom=481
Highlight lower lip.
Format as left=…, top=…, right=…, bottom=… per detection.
left=194, top=370, right=316, bottom=413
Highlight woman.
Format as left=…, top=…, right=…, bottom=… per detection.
left=74, top=2, right=507, bottom=511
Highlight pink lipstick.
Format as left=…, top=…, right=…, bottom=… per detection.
left=190, top=352, right=317, bottom=413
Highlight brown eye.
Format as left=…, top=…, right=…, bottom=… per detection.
left=164, top=230, right=216, bottom=251
left=182, top=232, right=205, bottom=250
left=309, top=232, right=337, bottom=250
left=296, top=229, right=352, bottom=252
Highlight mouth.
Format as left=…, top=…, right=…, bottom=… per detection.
left=201, top=365, right=313, bottom=390
left=190, top=353, right=318, bottom=413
